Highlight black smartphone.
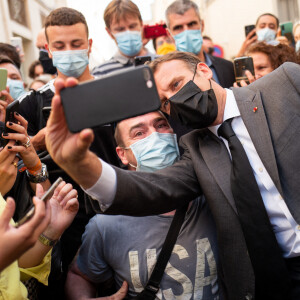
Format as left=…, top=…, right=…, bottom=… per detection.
left=42, top=106, right=51, bottom=122
left=233, top=56, right=255, bottom=85
left=1, top=100, right=19, bottom=147
left=245, top=25, right=256, bottom=37
left=134, top=56, right=152, bottom=66
left=15, top=177, right=63, bottom=227
left=60, top=65, right=161, bottom=133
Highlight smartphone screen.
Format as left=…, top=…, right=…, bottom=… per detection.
left=15, top=177, right=63, bottom=228
left=233, top=56, right=255, bottom=85
left=0, top=68, right=8, bottom=100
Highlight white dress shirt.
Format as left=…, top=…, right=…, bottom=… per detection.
left=84, top=88, right=300, bottom=258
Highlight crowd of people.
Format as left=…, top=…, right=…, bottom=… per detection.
left=0, top=0, right=299, bottom=299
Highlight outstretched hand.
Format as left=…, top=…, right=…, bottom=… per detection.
left=45, top=77, right=94, bottom=170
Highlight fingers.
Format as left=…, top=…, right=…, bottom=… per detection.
left=0, top=197, right=16, bottom=227
left=0, top=90, right=14, bottom=104
left=245, top=70, right=255, bottom=83
left=109, top=281, right=128, bottom=300
left=239, top=80, right=249, bottom=87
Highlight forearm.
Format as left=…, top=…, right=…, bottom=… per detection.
left=18, top=237, right=52, bottom=268
left=65, top=268, right=97, bottom=300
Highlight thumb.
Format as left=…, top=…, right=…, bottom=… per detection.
left=35, top=183, right=44, bottom=199
left=0, top=197, right=16, bottom=227
left=110, top=281, right=128, bottom=300
left=77, top=128, right=94, bottom=154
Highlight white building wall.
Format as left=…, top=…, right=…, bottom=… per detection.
left=0, top=0, right=66, bottom=83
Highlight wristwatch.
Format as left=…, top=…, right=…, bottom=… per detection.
left=38, top=233, right=58, bottom=247
left=26, top=163, right=49, bottom=183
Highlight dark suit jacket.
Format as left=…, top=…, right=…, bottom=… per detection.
left=106, top=62, right=300, bottom=300
left=208, top=54, right=235, bottom=88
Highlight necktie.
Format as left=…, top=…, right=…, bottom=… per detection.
left=218, top=118, right=291, bottom=300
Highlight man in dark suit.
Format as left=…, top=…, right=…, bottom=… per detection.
left=45, top=52, right=300, bottom=300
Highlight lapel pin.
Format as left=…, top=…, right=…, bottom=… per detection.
left=253, top=106, right=258, bottom=113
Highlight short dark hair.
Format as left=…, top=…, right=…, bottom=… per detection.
left=45, top=7, right=89, bottom=41
left=149, top=51, right=201, bottom=74
left=256, top=13, right=279, bottom=29
left=28, top=60, right=42, bottom=79
left=165, top=0, right=200, bottom=27
left=0, top=43, right=21, bottom=69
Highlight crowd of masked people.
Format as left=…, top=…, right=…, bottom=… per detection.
left=0, top=0, right=300, bottom=299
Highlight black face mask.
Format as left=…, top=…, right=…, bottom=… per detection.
left=208, top=47, right=214, bottom=55
left=168, top=79, right=218, bottom=129
left=39, top=50, right=57, bottom=75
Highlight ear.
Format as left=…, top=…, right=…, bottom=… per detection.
left=45, top=43, right=52, bottom=58
left=201, top=19, right=205, bottom=33
left=116, top=146, right=129, bottom=166
left=196, top=62, right=213, bottom=80
left=106, top=27, right=116, bottom=41
left=88, top=38, right=93, bottom=54
left=166, top=28, right=175, bottom=43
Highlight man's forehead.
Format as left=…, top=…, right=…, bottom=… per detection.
left=47, top=23, right=88, bottom=41
left=168, top=8, right=200, bottom=26
left=120, top=112, right=165, bottom=132
left=0, top=63, right=20, bottom=76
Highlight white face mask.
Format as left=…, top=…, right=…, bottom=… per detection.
left=256, top=27, right=276, bottom=42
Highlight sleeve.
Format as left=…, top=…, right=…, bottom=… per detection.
left=18, top=91, right=39, bottom=136
left=106, top=136, right=202, bottom=216
left=77, top=216, right=113, bottom=284
left=19, top=250, right=52, bottom=286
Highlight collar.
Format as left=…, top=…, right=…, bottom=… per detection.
left=203, top=52, right=212, bottom=67
left=113, top=49, right=156, bottom=65
left=208, top=88, right=241, bottom=136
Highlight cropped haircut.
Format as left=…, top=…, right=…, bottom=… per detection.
left=149, top=51, right=201, bottom=75
left=165, top=0, right=201, bottom=27
left=0, top=43, right=21, bottom=69
left=44, top=7, right=89, bottom=41
left=256, top=13, right=279, bottom=28
left=247, top=42, right=298, bottom=70
left=28, top=60, right=42, bottom=79
left=104, top=0, right=142, bottom=29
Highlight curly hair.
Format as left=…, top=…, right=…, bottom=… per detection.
left=246, top=42, right=298, bottom=70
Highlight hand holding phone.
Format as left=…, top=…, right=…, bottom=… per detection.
left=15, top=177, right=63, bottom=227
left=233, top=56, right=255, bottom=86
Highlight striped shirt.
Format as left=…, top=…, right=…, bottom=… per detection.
left=92, top=50, right=156, bottom=77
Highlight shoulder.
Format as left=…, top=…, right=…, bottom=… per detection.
left=92, top=57, right=125, bottom=76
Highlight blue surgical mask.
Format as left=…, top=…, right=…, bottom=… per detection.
left=51, top=48, right=89, bottom=78
left=257, top=28, right=276, bottom=42
left=114, top=31, right=143, bottom=57
left=125, top=132, right=180, bottom=172
left=296, top=40, right=300, bottom=53
left=174, top=29, right=203, bottom=55
left=7, top=78, right=25, bottom=100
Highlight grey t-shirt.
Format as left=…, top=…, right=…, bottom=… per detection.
left=77, top=197, right=220, bottom=300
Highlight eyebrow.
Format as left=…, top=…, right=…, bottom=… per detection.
left=129, top=122, right=146, bottom=135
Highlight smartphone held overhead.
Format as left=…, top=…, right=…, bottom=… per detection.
left=61, top=65, right=161, bottom=133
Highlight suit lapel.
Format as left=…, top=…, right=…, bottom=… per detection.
left=198, top=130, right=238, bottom=214
left=233, top=88, right=283, bottom=195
